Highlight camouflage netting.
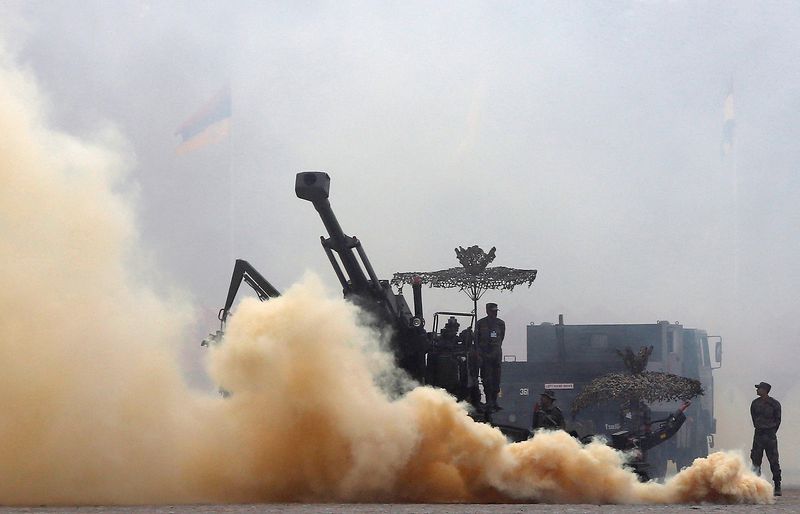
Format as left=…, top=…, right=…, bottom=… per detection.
left=571, top=345, right=704, bottom=414
left=391, top=265, right=538, bottom=292
left=391, top=245, right=537, bottom=295
left=571, top=372, right=704, bottom=414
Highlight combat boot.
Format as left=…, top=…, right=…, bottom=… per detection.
left=774, top=481, right=781, bottom=496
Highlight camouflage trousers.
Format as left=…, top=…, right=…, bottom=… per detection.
left=478, top=345, right=502, bottom=406
left=751, top=428, right=781, bottom=483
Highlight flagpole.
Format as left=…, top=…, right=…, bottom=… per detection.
left=728, top=81, right=740, bottom=306
left=722, top=80, right=739, bottom=308
left=732, top=121, right=740, bottom=313
left=228, top=107, right=235, bottom=266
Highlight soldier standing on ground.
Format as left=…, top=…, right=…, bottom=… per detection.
left=531, top=390, right=566, bottom=432
left=476, top=302, right=505, bottom=411
left=751, top=381, right=782, bottom=496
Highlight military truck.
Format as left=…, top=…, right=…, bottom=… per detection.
left=494, top=317, right=722, bottom=478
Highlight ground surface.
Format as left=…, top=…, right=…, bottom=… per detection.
left=0, top=487, right=795, bottom=514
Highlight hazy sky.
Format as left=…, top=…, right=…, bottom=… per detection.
left=2, top=0, right=798, bottom=450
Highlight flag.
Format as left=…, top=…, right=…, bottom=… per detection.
left=175, top=85, right=231, bottom=154
left=722, top=85, right=735, bottom=157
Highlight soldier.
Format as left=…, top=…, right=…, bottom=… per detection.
left=531, top=390, right=566, bottom=432
left=476, top=302, right=505, bottom=411
left=751, top=381, right=781, bottom=496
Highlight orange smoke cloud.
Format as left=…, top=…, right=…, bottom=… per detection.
left=201, top=288, right=774, bottom=504
left=0, top=43, right=203, bottom=504
left=0, top=42, right=774, bottom=506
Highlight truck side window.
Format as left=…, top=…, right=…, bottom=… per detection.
left=683, top=338, right=699, bottom=373
left=701, top=336, right=711, bottom=366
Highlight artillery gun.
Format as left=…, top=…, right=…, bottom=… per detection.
left=204, top=172, right=476, bottom=399
left=203, top=172, right=689, bottom=454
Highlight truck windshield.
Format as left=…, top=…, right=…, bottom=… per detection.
left=527, top=324, right=664, bottom=363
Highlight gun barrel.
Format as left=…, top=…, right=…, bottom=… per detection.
left=412, top=276, right=424, bottom=320
left=295, top=172, right=370, bottom=291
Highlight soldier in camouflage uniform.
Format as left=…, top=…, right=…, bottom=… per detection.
left=751, top=381, right=782, bottom=496
left=476, top=302, right=505, bottom=412
left=531, top=390, right=566, bottom=433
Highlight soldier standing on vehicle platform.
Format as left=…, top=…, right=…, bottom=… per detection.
left=476, top=302, right=505, bottom=412
left=751, top=381, right=782, bottom=496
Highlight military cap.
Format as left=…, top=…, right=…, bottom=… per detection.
left=486, top=302, right=499, bottom=311
left=755, top=381, right=772, bottom=392
left=541, top=390, right=557, bottom=401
